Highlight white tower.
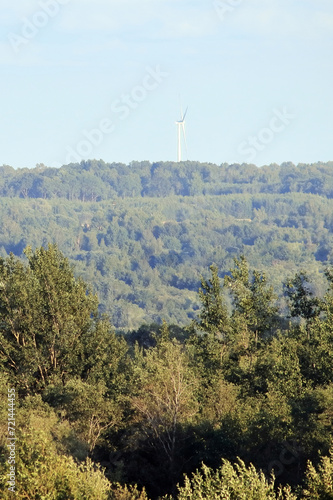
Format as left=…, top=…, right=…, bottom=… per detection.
left=175, top=106, right=187, bottom=162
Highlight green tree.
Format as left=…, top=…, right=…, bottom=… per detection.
left=171, top=459, right=296, bottom=500
left=0, top=404, right=113, bottom=499
left=130, top=338, right=199, bottom=493
left=225, top=256, right=278, bottom=346
left=193, top=264, right=229, bottom=338
left=0, top=407, right=148, bottom=499
left=0, top=244, right=108, bottom=393
left=302, top=447, right=333, bottom=499
left=43, top=378, right=121, bottom=454
left=284, top=271, right=320, bottom=320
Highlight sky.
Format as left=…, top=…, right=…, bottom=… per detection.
left=1, top=0, right=333, bottom=169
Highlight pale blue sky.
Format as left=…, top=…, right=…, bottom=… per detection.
left=1, top=0, right=332, bottom=169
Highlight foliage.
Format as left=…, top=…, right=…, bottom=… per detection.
left=2, top=212, right=333, bottom=497
left=109, top=484, right=149, bottom=500
left=0, top=244, right=115, bottom=394
left=2, top=160, right=333, bottom=201
left=193, top=264, right=229, bottom=338
left=302, top=447, right=333, bottom=499
left=126, top=336, right=199, bottom=496
left=171, top=460, right=297, bottom=500
left=43, top=378, right=121, bottom=453
left=0, top=407, right=112, bottom=499
left=1, top=160, right=333, bottom=328
left=284, top=271, right=320, bottom=320
left=225, top=255, right=278, bottom=343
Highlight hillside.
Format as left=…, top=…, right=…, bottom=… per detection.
left=1, top=160, right=333, bottom=328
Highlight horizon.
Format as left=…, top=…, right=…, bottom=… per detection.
left=4, top=158, right=333, bottom=172
left=2, top=158, right=333, bottom=181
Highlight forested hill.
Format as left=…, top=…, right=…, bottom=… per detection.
left=1, top=159, right=333, bottom=329
left=1, top=160, right=333, bottom=200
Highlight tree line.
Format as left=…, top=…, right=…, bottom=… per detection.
left=1, top=160, right=333, bottom=201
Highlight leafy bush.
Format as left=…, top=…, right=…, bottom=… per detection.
left=172, top=460, right=296, bottom=500
left=302, top=447, right=333, bottom=499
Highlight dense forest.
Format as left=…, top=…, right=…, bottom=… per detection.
left=1, top=160, right=333, bottom=497
left=1, top=160, right=333, bottom=328
left=1, top=245, right=333, bottom=498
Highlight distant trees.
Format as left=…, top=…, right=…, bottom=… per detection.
left=2, top=159, right=333, bottom=201
left=2, top=160, right=333, bottom=327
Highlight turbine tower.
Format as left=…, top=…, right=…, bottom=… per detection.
left=176, top=106, right=188, bottom=162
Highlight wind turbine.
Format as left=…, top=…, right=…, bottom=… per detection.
left=175, top=106, right=188, bottom=162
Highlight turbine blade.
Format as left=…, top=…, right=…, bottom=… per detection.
left=182, top=106, right=188, bottom=121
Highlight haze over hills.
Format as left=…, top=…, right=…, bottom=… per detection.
left=1, top=159, right=333, bottom=328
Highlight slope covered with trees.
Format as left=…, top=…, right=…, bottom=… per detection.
left=1, top=246, right=333, bottom=498
left=1, top=160, right=333, bottom=328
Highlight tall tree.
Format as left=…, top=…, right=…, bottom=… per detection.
left=130, top=338, right=198, bottom=494
left=284, top=271, right=320, bottom=321
left=193, top=264, right=229, bottom=338
left=0, top=244, right=107, bottom=393
left=225, top=256, right=278, bottom=346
